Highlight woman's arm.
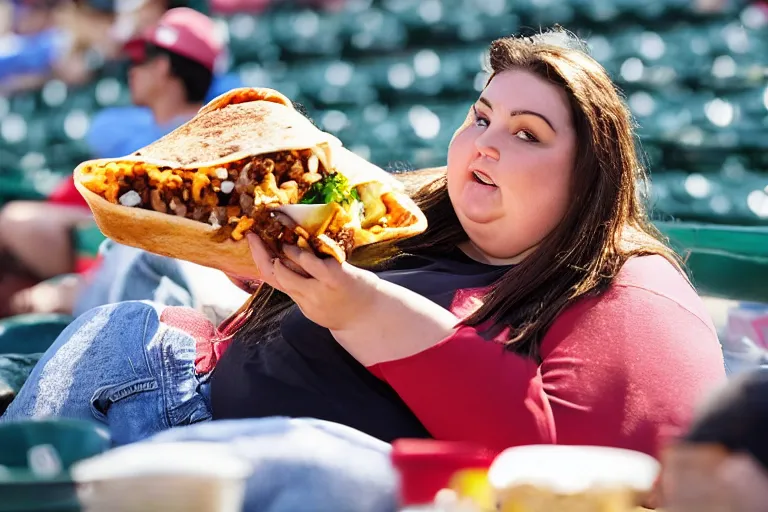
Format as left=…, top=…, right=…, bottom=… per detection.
left=330, top=278, right=460, bottom=366
left=369, top=284, right=726, bottom=456
left=371, top=325, right=554, bottom=453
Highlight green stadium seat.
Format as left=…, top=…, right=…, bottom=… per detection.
left=7, top=92, right=39, bottom=118
left=342, top=7, right=408, bottom=54
left=0, top=314, right=72, bottom=355
left=225, top=13, right=281, bottom=66
left=93, top=77, right=132, bottom=108
left=289, top=60, right=377, bottom=106
left=658, top=222, right=768, bottom=302
left=652, top=170, right=768, bottom=226
left=0, top=419, right=110, bottom=512
left=269, top=9, right=344, bottom=58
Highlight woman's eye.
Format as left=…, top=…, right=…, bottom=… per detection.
left=472, top=107, right=489, bottom=127
left=515, top=130, right=538, bottom=142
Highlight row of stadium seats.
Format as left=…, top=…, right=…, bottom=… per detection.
left=1, top=94, right=765, bottom=223
left=4, top=86, right=765, bottom=162
left=223, top=3, right=768, bottom=63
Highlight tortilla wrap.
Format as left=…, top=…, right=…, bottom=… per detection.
left=74, top=87, right=427, bottom=280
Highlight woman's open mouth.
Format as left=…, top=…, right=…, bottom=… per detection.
left=472, top=170, right=496, bottom=187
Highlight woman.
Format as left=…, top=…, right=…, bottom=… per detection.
left=3, top=30, right=726, bottom=456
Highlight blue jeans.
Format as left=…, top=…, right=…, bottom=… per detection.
left=74, top=243, right=194, bottom=317
left=1, top=302, right=399, bottom=511
left=1, top=301, right=211, bottom=445
left=148, top=419, right=397, bottom=512
left=73, top=242, right=248, bottom=325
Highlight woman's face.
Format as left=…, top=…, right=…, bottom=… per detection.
left=447, top=69, right=576, bottom=260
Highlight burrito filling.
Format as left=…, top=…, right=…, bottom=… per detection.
left=78, top=149, right=407, bottom=255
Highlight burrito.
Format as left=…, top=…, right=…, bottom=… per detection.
left=74, top=88, right=427, bottom=279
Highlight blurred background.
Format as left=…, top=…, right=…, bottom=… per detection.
left=0, top=0, right=766, bottom=338
left=0, top=0, right=766, bottom=224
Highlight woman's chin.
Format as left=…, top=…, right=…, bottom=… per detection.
left=458, top=182, right=503, bottom=224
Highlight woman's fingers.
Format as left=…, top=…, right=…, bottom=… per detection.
left=247, top=233, right=317, bottom=296
left=281, top=244, right=335, bottom=283
left=272, top=258, right=311, bottom=296
left=246, top=234, right=281, bottom=290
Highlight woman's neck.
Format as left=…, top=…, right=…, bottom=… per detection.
left=458, top=240, right=536, bottom=266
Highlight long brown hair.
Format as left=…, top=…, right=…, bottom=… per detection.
left=230, top=28, right=684, bottom=360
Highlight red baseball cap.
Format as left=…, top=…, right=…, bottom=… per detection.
left=124, top=7, right=222, bottom=72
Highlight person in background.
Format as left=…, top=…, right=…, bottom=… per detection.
left=0, top=7, right=222, bottom=317
left=662, top=367, right=768, bottom=511
left=4, top=29, right=726, bottom=457
left=0, top=0, right=118, bottom=95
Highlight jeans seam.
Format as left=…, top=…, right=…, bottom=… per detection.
left=158, top=326, right=206, bottom=426
left=139, top=304, right=173, bottom=430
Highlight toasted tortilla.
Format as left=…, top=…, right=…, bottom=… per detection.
left=74, top=87, right=427, bottom=280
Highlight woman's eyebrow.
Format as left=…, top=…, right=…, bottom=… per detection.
left=477, top=96, right=557, bottom=133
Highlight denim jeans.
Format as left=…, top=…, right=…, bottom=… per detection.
left=1, top=301, right=399, bottom=511
left=74, top=243, right=194, bottom=317
left=1, top=301, right=212, bottom=445
left=74, top=242, right=249, bottom=325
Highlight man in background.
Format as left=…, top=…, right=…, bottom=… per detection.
left=0, top=7, right=224, bottom=316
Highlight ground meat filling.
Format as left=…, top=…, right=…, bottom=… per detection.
left=246, top=208, right=353, bottom=261
left=81, top=149, right=328, bottom=242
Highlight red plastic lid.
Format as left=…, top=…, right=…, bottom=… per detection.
left=391, top=439, right=496, bottom=506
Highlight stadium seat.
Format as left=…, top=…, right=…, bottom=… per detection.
left=0, top=314, right=72, bottom=355
left=658, top=222, right=768, bottom=302
left=0, top=419, right=110, bottom=512
left=269, top=9, right=345, bottom=58
left=226, top=13, right=282, bottom=66
left=342, top=7, right=408, bottom=54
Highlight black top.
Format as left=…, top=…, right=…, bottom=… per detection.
left=210, top=249, right=509, bottom=442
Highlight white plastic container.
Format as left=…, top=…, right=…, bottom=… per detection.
left=487, top=445, right=660, bottom=511
left=71, top=441, right=251, bottom=512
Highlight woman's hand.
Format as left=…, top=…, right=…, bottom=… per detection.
left=246, top=233, right=460, bottom=366
left=246, top=233, right=381, bottom=332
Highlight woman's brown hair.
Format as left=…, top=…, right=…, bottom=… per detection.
left=230, top=28, right=684, bottom=361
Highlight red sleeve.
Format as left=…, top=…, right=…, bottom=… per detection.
left=159, top=306, right=232, bottom=375
left=369, top=272, right=726, bottom=457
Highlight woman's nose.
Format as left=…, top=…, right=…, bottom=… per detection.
left=474, top=132, right=500, bottom=161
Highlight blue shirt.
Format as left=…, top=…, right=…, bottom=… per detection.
left=86, top=73, right=244, bottom=158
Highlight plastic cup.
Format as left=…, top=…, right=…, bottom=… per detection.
left=72, top=441, right=251, bottom=512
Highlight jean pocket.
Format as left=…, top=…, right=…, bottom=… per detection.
left=90, top=377, right=159, bottom=421
left=177, top=396, right=212, bottom=426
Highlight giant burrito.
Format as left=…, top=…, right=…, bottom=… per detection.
left=74, top=88, right=427, bottom=279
